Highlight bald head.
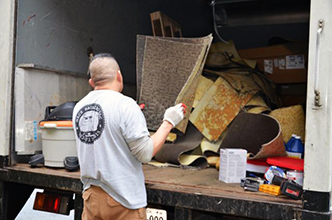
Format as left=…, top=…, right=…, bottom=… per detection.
left=89, top=53, right=120, bottom=86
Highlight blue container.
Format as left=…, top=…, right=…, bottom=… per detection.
left=287, top=136, right=304, bottom=159
left=290, top=136, right=304, bottom=154
left=286, top=134, right=297, bottom=151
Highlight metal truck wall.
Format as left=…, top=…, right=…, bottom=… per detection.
left=14, top=66, right=91, bottom=155
left=15, top=0, right=310, bottom=87
left=0, top=1, right=16, bottom=156
left=15, top=0, right=213, bottom=86
left=16, top=0, right=138, bottom=83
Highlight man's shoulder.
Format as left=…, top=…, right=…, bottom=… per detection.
left=120, top=94, right=136, bottom=104
left=73, top=91, right=138, bottom=112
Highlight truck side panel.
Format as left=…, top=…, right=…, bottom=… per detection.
left=0, top=1, right=16, bottom=156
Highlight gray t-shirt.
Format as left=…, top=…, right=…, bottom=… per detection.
left=73, top=90, right=151, bottom=209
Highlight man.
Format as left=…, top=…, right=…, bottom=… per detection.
left=73, top=53, right=185, bottom=220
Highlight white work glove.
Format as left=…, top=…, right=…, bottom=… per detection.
left=163, top=103, right=186, bottom=127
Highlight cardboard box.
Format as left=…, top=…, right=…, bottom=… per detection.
left=238, top=43, right=308, bottom=84
left=219, top=149, right=247, bottom=183
left=277, top=83, right=307, bottom=95
left=277, top=83, right=307, bottom=107
left=279, top=95, right=306, bottom=107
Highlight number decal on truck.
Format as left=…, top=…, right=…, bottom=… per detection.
left=146, top=208, right=167, bottom=220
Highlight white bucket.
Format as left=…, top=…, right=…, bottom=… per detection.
left=40, top=121, right=77, bottom=167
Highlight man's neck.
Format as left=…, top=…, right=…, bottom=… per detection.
left=94, top=83, right=120, bottom=92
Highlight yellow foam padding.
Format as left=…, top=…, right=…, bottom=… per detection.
left=149, top=132, right=177, bottom=142
left=247, top=106, right=271, bottom=114
left=193, top=75, right=214, bottom=108
left=147, top=161, right=179, bottom=168
left=201, top=137, right=222, bottom=154
left=246, top=94, right=269, bottom=108
left=178, top=154, right=206, bottom=166
left=207, top=156, right=220, bottom=167
left=190, top=77, right=256, bottom=141
left=269, top=105, right=305, bottom=143
left=208, top=41, right=256, bottom=69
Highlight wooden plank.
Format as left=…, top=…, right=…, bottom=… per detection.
left=7, top=163, right=80, bottom=179
left=143, top=165, right=302, bottom=206
left=150, top=11, right=182, bottom=37
left=5, top=164, right=302, bottom=207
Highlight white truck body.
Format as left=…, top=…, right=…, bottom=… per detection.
left=1, top=0, right=332, bottom=219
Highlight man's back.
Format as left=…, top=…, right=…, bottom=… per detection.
left=73, top=90, right=149, bottom=209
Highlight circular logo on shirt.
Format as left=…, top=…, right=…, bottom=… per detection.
left=75, top=103, right=105, bottom=144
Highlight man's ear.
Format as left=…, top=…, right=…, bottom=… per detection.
left=116, top=70, right=123, bottom=83
left=89, top=78, right=95, bottom=88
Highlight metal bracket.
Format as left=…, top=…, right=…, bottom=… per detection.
left=314, top=90, right=321, bottom=107
left=314, top=20, right=324, bottom=108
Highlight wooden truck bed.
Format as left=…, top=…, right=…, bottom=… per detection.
left=0, top=163, right=304, bottom=219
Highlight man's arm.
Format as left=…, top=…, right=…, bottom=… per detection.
left=150, top=120, right=173, bottom=157
left=151, top=103, right=186, bottom=156
left=128, top=103, right=186, bottom=163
